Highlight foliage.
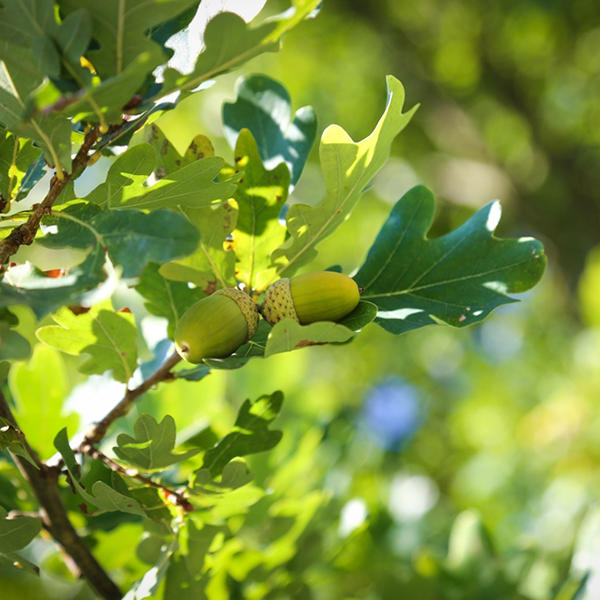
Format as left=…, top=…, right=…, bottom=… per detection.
left=3, top=1, right=589, bottom=600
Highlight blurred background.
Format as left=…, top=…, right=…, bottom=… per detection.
left=4, top=0, right=600, bottom=598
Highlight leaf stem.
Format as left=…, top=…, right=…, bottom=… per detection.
left=79, top=443, right=194, bottom=512
left=82, top=351, right=182, bottom=445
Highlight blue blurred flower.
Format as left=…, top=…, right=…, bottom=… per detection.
left=359, top=378, right=423, bottom=450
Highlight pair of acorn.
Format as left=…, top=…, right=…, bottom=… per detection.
left=174, top=272, right=360, bottom=363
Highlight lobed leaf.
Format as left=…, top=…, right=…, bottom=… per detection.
left=0, top=506, right=41, bottom=554
left=114, top=414, right=201, bottom=472
left=266, top=76, right=417, bottom=287
left=201, top=391, right=284, bottom=477
left=223, top=74, right=317, bottom=188
left=37, top=299, right=138, bottom=383
left=0, top=245, right=108, bottom=319
left=40, top=203, right=200, bottom=278
left=227, top=129, right=290, bottom=291
left=85, top=143, right=237, bottom=211
left=190, top=459, right=254, bottom=495
left=354, top=185, right=548, bottom=334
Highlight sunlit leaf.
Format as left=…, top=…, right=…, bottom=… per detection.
left=202, top=391, right=284, bottom=477
left=37, top=299, right=138, bottom=383
left=114, top=414, right=201, bottom=471
left=268, top=75, right=417, bottom=286
left=223, top=74, right=316, bottom=188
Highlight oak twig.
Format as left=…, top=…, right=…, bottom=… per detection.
left=79, top=443, right=195, bottom=513
left=0, top=389, right=122, bottom=600
left=0, top=126, right=100, bottom=266
left=83, top=352, right=182, bottom=444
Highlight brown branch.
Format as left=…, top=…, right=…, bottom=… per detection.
left=79, top=443, right=195, bottom=513
left=0, top=389, right=122, bottom=600
left=83, top=352, right=182, bottom=445
left=0, top=126, right=101, bottom=266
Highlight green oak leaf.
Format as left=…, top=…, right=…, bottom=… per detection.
left=0, top=245, right=107, bottom=319
left=173, top=365, right=211, bottom=382
left=0, top=506, right=41, bottom=554
left=268, top=75, right=417, bottom=287
left=0, top=551, right=40, bottom=576
left=159, top=201, right=238, bottom=291
left=354, top=185, right=548, bottom=334
left=57, top=0, right=199, bottom=79
left=337, top=301, right=379, bottom=331
left=163, top=521, right=223, bottom=600
left=0, top=41, right=71, bottom=171
left=114, top=414, right=201, bottom=472
left=10, top=345, right=78, bottom=460
left=0, top=131, right=42, bottom=208
left=201, top=391, right=283, bottom=477
left=223, top=74, right=317, bottom=188
left=190, top=459, right=253, bottom=495
left=135, top=263, right=206, bottom=339
left=0, top=322, right=31, bottom=361
left=144, top=124, right=216, bottom=177
left=0, top=416, right=38, bottom=468
left=39, top=202, right=200, bottom=278
left=36, top=299, right=138, bottom=383
left=0, top=0, right=57, bottom=47
left=85, top=143, right=237, bottom=210
left=53, top=428, right=81, bottom=481
left=226, top=129, right=289, bottom=291
left=264, top=319, right=355, bottom=358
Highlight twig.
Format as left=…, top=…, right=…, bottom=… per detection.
left=0, top=389, right=122, bottom=600
left=0, top=126, right=100, bottom=266
left=79, top=443, right=195, bottom=513
left=83, top=352, right=182, bottom=444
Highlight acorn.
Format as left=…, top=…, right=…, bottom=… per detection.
left=174, top=288, right=259, bottom=363
left=261, top=271, right=360, bottom=326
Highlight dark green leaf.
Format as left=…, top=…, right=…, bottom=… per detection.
left=0, top=131, right=42, bottom=208
left=0, top=551, right=40, bottom=576
left=135, top=263, right=206, bottom=339
left=190, top=459, right=253, bottom=495
left=114, top=414, right=201, bottom=472
left=57, top=0, right=200, bottom=78
left=174, top=365, right=211, bottom=382
left=53, top=428, right=81, bottom=480
left=337, top=301, right=379, bottom=331
left=223, top=74, right=317, bottom=187
left=37, top=300, right=138, bottom=383
left=0, top=244, right=107, bottom=319
left=40, top=203, right=200, bottom=278
left=354, top=185, right=547, bottom=334
left=0, top=322, right=31, bottom=360
left=0, top=506, right=41, bottom=554
left=201, top=391, right=284, bottom=477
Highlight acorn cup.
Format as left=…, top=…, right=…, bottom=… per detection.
left=260, top=271, right=360, bottom=326
left=174, top=288, right=259, bottom=364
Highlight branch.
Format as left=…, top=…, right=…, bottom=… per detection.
left=79, top=443, right=195, bottom=513
left=0, top=389, right=122, bottom=600
left=0, top=126, right=100, bottom=266
left=83, top=352, right=182, bottom=444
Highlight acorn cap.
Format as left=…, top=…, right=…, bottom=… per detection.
left=214, top=287, right=260, bottom=341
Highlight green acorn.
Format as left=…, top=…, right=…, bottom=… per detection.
left=261, top=271, right=360, bottom=326
left=174, top=288, right=259, bottom=363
